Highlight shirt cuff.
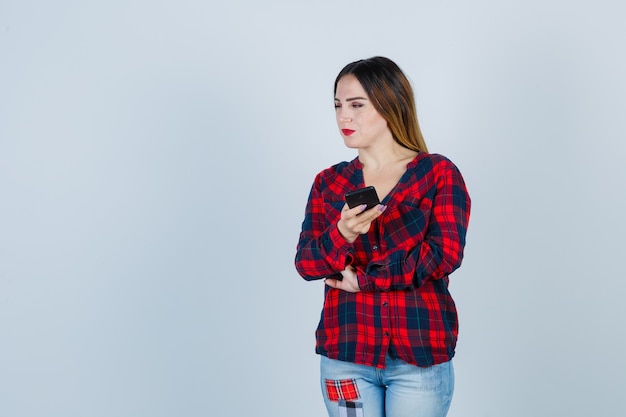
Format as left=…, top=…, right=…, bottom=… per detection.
left=323, top=223, right=354, bottom=269
left=356, top=269, right=375, bottom=292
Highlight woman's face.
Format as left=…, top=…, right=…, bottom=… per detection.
left=334, top=74, right=391, bottom=149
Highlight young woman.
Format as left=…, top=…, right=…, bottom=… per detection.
left=295, top=57, right=471, bottom=417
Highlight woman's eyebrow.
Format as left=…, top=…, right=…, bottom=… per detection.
left=334, top=96, right=369, bottom=101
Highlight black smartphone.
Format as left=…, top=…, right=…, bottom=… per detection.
left=345, top=186, right=380, bottom=211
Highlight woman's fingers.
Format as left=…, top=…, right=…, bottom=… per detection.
left=339, top=203, right=387, bottom=242
left=351, top=204, right=387, bottom=229
left=325, top=267, right=361, bottom=293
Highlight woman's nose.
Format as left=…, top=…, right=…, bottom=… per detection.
left=338, top=110, right=352, bottom=122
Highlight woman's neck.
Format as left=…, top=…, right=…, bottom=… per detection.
left=357, top=141, right=418, bottom=170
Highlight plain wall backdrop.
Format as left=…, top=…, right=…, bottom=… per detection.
left=1, top=1, right=625, bottom=416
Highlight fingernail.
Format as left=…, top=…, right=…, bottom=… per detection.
left=359, top=204, right=367, bottom=212
left=377, top=205, right=387, bottom=213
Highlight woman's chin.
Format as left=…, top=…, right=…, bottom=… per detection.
left=342, top=138, right=361, bottom=149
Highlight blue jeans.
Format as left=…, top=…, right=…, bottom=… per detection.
left=320, top=355, right=454, bottom=417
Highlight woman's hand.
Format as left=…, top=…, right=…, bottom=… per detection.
left=337, top=203, right=387, bottom=243
left=325, top=266, right=361, bottom=292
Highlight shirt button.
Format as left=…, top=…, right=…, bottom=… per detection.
left=373, top=245, right=379, bottom=250
left=382, top=301, right=388, bottom=307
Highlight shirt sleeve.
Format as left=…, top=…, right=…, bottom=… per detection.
left=295, top=174, right=354, bottom=281
left=357, top=160, right=471, bottom=292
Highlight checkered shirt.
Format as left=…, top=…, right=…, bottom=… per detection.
left=295, top=152, right=471, bottom=369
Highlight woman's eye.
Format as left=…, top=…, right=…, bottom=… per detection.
left=352, top=103, right=363, bottom=108
left=334, top=104, right=341, bottom=109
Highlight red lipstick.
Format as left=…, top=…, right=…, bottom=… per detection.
left=342, top=129, right=355, bottom=136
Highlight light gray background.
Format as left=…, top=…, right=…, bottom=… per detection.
left=1, top=1, right=625, bottom=416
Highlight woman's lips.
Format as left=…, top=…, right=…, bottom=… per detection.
left=342, top=129, right=356, bottom=136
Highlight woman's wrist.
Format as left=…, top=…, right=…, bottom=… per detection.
left=337, top=220, right=357, bottom=243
